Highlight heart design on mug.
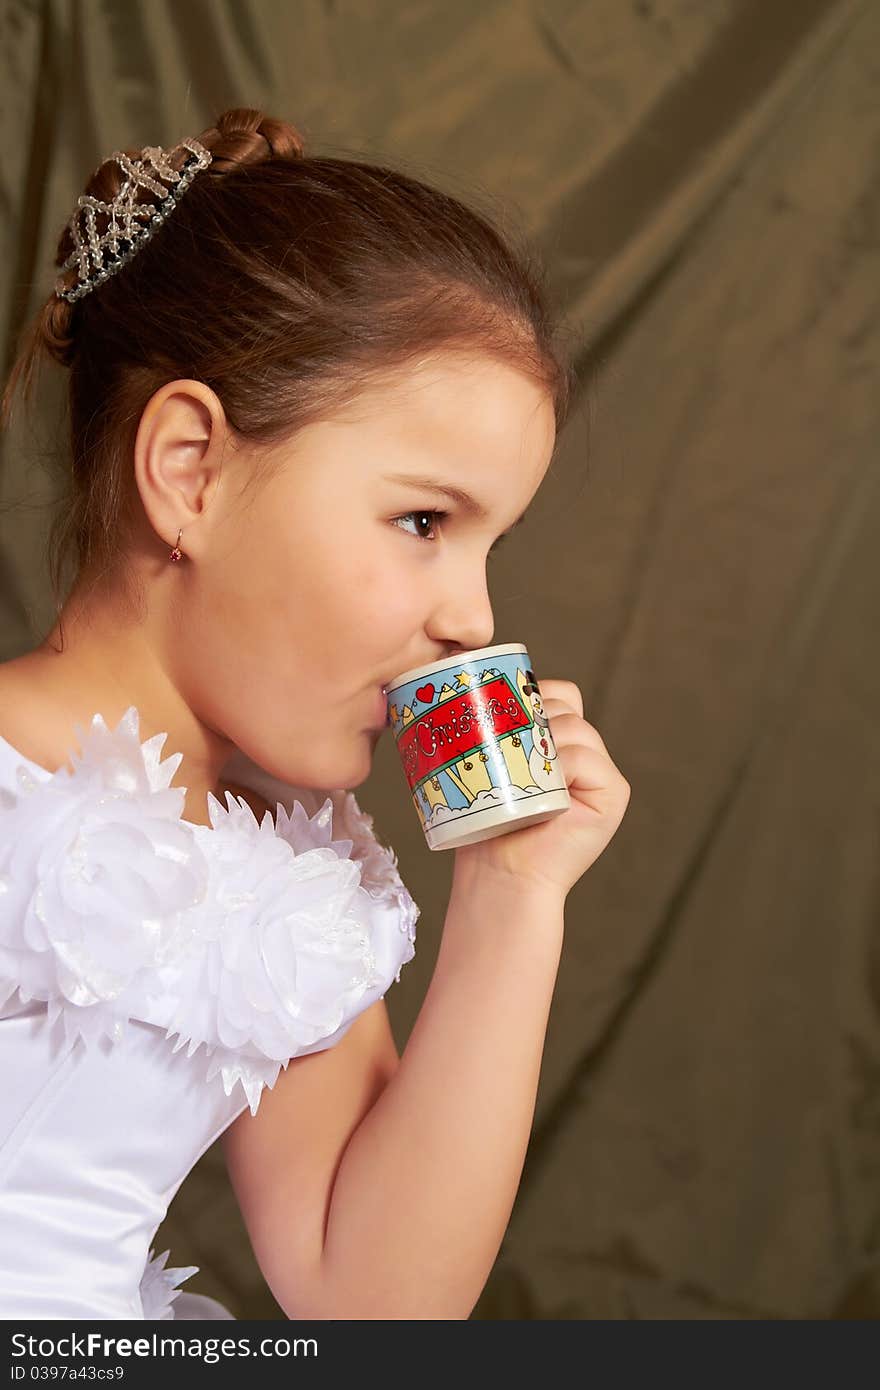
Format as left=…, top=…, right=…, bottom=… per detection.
left=415, top=683, right=435, bottom=704
left=540, top=737, right=548, bottom=754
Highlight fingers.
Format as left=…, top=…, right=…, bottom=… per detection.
left=535, top=678, right=583, bottom=718
left=541, top=701, right=608, bottom=756
left=557, top=741, right=632, bottom=805
left=531, top=679, right=629, bottom=787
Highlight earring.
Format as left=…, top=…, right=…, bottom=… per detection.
left=169, top=528, right=183, bottom=563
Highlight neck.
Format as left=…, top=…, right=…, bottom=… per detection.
left=24, top=575, right=236, bottom=825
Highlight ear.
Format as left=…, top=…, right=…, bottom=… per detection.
left=132, top=378, right=228, bottom=560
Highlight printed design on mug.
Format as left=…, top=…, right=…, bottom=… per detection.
left=387, top=660, right=565, bottom=833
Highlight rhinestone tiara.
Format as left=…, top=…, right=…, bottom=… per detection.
left=54, top=136, right=213, bottom=303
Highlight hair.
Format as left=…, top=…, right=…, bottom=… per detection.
left=1, top=106, right=578, bottom=646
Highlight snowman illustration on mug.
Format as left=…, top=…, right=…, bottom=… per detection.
left=521, top=668, right=561, bottom=783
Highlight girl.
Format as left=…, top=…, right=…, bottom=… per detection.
left=0, top=107, right=630, bottom=1319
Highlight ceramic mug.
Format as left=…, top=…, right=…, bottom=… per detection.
left=384, top=642, right=571, bottom=851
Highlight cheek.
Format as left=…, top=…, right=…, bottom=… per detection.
left=347, top=554, right=421, bottom=632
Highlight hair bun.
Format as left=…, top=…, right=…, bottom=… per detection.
left=200, top=107, right=306, bottom=170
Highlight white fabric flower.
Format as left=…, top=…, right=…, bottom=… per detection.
left=0, top=709, right=208, bottom=1048
left=318, top=790, right=421, bottom=963
left=138, top=1247, right=200, bottom=1320
left=159, top=793, right=388, bottom=1058
left=0, top=706, right=419, bottom=1112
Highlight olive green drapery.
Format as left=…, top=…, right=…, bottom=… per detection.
left=2, top=0, right=877, bottom=1319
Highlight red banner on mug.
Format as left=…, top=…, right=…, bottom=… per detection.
left=394, top=676, right=532, bottom=790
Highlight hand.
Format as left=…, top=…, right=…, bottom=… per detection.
left=452, top=678, right=631, bottom=899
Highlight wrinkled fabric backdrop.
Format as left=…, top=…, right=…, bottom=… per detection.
left=1, top=0, right=877, bottom=1320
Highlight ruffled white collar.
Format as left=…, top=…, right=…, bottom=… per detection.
left=0, top=705, right=418, bottom=1114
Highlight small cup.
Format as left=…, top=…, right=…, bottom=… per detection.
left=384, top=642, right=571, bottom=851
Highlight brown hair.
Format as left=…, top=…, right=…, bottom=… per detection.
left=1, top=107, right=578, bottom=644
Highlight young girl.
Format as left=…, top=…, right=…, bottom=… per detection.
left=0, top=107, right=630, bottom=1320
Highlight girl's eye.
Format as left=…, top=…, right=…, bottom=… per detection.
left=391, top=509, right=447, bottom=543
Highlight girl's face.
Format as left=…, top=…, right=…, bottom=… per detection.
left=161, top=351, right=557, bottom=792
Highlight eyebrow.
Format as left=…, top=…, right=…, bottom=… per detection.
left=383, top=472, right=531, bottom=545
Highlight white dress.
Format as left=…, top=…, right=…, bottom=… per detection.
left=0, top=706, right=419, bottom=1319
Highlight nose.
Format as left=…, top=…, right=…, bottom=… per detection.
left=425, top=559, right=495, bottom=654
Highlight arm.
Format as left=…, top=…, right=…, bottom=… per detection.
left=221, top=995, right=401, bottom=1314
left=223, top=858, right=564, bottom=1320
left=309, top=857, right=564, bottom=1319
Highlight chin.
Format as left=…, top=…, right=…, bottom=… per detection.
left=322, top=735, right=376, bottom=791
left=336, top=764, right=372, bottom=792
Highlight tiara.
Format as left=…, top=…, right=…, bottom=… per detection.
left=54, top=136, right=213, bottom=303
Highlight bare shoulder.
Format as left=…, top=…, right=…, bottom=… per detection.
left=0, top=653, right=67, bottom=768
left=0, top=652, right=44, bottom=708
left=220, top=997, right=400, bottom=1318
